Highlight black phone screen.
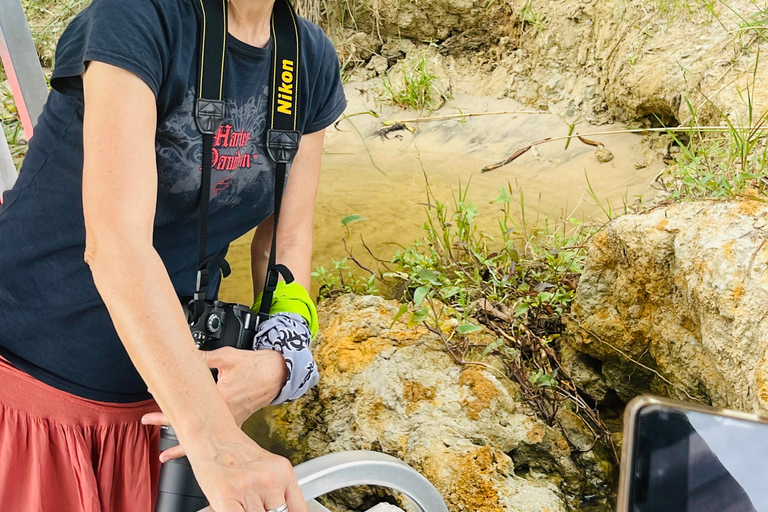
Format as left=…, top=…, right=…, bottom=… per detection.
left=629, top=405, right=768, bottom=512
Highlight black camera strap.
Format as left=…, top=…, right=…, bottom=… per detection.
left=259, top=0, right=301, bottom=323
left=192, top=0, right=301, bottom=322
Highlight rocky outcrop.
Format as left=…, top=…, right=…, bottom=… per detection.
left=260, top=295, right=614, bottom=512
left=566, top=199, right=768, bottom=413
left=329, top=0, right=767, bottom=126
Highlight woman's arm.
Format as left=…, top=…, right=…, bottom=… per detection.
left=82, top=61, right=305, bottom=512
left=251, top=130, right=325, bottom=296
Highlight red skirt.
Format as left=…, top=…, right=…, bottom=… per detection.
left=0, top=355, right=162, bottom=511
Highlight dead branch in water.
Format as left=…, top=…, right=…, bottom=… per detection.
left=381, top=109, right=546, bottom=126
left=481, top=140, right=549, bottom=172
left=482, top=125, right=768, bottom=173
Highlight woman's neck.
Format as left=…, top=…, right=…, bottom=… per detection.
left=227, top=0, right=276, bottom=48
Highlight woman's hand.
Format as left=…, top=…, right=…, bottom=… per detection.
left=203, top=347, right=288, bottom=425
left=142, top=347, right=287, bottom=460
left=188, top=426, right=307, bottom=512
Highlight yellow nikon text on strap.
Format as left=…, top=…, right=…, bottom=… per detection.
left=277, top=59, right=295, bottom=115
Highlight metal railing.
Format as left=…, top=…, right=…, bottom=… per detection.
left=0, top=0, right=49, bottom=193
left=198, top=451, right=450, bottom=512
left=296, top=451, right=449, bottom=512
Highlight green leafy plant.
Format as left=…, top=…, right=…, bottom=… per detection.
left=381, top=57, right=449, bottom=113
left=656, top=53, right=768, bottom=200
left=311, top=215, right=378, bottom=298
left=520, top=0, right=544, bottom=27
left=314, top=178, right=614, bottom=454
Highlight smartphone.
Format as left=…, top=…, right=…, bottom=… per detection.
left=618, top=396, right=768, bottom=512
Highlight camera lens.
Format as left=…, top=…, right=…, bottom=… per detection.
left=206, top=314, right=222, bottom=333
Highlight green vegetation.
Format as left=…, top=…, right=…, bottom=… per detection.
left=314, top=177, right=617, bottom=456
left=520, top=0, right=545, bottom=28
left=1, top=81, right=28, bottom=170
left=19, top=0, right=90, bottom=66
left=381, top=56, right=449, bottom=112
left=656, top=52, right=768, bottom=200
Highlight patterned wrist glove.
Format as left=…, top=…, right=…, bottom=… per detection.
left=252, top=312, right=319, bottom=405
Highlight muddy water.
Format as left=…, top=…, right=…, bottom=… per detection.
left=218, top=86, right=664, bottom=304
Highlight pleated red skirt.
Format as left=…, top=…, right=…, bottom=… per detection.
left=0, top=355, right=162, bottom=511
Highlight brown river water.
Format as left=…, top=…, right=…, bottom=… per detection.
left=219, top=86, right=664, bottom=304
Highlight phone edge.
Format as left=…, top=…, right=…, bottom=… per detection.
left=616, top=395, right=768, bottom=512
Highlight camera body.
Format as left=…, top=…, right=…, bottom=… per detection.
left=184, top=299, right=258, bottom=351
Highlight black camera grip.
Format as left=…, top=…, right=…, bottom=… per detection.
left=155, top=426, right=209, bottom=512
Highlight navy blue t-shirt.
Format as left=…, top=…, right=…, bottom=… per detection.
left=0, top=0, right=346, bottom=402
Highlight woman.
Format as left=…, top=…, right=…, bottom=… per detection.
left=0, top=0, right=346, bottom=509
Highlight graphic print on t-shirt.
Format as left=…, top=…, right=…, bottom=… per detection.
left=155, top=86, right=272, bottom=214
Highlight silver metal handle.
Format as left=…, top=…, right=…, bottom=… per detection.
left=195, top=451, right=448, bottom=512
left=295, top=451, right=449, bottom=512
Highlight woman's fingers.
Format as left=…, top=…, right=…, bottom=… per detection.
left=141, top=411, right=170, bottom=426
left=201, top=346, right=239, bottom=369
left=284, top=479, right=308, bottom=512
left=159, top=443, right=186, bottom=462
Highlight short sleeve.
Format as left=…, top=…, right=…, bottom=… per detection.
left=303, top=34, right=346, bottom=134
left=50, top=0, right=171, bottom=98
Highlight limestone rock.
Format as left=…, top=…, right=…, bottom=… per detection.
left=566, top=200, right=768, bottom=412
left=261, top=295, right=612, bottom=512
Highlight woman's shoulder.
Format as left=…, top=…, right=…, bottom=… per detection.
left=296, top=17, right=336, bottom=54
left=295, top=17, right=338, bottom=70
left=73, top=0, right=194, bottom=27
left=51, top=0, right=196, bottom=97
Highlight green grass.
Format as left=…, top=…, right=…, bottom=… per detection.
left=381, top=56, right=449, bottom=113
left=520, top=0, right=545, bottom=27
left=656, top=50, right=768, bottom=200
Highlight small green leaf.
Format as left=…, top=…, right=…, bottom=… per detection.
left=341, top=215, right=366, bottom=226
left=417, top=268, right=441, bottom=285
left=457, top=323, right=483, bottom=334
left=390, top=303, right=409, bottom=328
left=440, top=286, right=461, bottom=299
left=408, top=306, right=429, bottom=327
left=413, top=286, right=430, bottom=306
left=481, top=338, right=504, bottom=357
left=514, top=302, right=530, bottom=317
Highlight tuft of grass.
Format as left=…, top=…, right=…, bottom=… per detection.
left=656, top=50, right=768, bottom=200
left=520, top=0, right=545, bottom=27
left=0, top=81, right=28, bottom=170
left=381, top=57, right=449, bottom=113
left=18, top=0, right=90, bottom=67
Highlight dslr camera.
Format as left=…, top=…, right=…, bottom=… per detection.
left=183, top=299, right=258, bottom=351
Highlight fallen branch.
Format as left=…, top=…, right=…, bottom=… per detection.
left=482, top=125, right=768, bottom=173
left=381, top=110, right=546, bottom=126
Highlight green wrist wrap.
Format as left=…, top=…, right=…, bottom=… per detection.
left=252, top=281, right=319, bottom=337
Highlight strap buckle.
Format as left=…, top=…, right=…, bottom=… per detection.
left=266, top=129, right=301, bottom=164
left=195, top=268, right=209, bottom=297
left=195, top=98, right=225, bottom=135
left=264, top=267, right=281, bottom=293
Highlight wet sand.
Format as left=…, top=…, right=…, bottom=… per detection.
left=219, top=86, right=663, bottom=304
